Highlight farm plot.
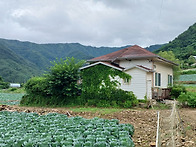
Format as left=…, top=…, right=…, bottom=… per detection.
left=179, top=74, right=196, bottom=81
left=0, top=93, right=24, bottom=105
left=0, top=111, right=134, bottom=146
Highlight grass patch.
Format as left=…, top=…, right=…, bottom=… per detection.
left=185, top=86, right=196, bottom=92
left=69, top=107, right=125, bottom=115
left=0, top=87, right=25, bottom=93
left=152, top=103, right=171, bottom=110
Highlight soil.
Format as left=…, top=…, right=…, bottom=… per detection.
left=0, top=104, right=195, bottom=147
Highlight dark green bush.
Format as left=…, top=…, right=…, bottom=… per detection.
left=170, top=85, right=186, bottom=98
left=178, top=92, right=196, bottom=108
left=24, top=77, right=49, bottom=96
left=0, top=76, right=9, bottom=89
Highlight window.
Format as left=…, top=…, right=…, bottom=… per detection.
left=155, top=72, right=161, bottom=86
left=168, top=75, right=173, bottom=86
left=123, top=78, right=130, bottom=85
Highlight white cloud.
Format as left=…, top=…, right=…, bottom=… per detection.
left=0, top=0, right=196, bottom=47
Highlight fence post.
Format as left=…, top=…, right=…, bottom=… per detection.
left=156, top=111, right=160, bottom=147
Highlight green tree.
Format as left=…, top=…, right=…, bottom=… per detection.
left=46, top=58, right=85, bottom=98
left=187, top=55, right=196, bottom=66
left=158, top=51, right=181, bottom=81
left=21, top=57, right=85, bottom=106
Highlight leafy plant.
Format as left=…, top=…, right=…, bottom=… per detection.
left=170, top=84, right=186, bottom=98
left=178, top=92, right=196, bottom=107
left=80, top=64, right=138, bottom=108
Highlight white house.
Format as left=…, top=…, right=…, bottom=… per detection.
left=80, top=45, right=178, bottom=100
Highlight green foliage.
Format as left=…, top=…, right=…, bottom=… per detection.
left=0, top=76, right=9, bottom=89
left=181, top=70, right=196, bottom=75
left=158, top=51, right=181, bottom=81
left=0, top=111, right=135, bottom=146
left=24, top=77, right=48, bottom=96
left=21, top=57, right=85, bottom=106
left=178, top=92, right=196, bottom=108
left=80, top=64, right=138, bottom=108
left=46, top=58, right=84, bottom=98
left=170, top=85, right=187, bottom=98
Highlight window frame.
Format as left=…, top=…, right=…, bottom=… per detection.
left=168, top=74, right=173, bottom=86
left=123, top=78, right=130, bottom=85
left=155, top=72, right=161, bottom=87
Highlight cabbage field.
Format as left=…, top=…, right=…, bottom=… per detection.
left=0, top=93, right=24, bottom=105
left=0, top=111, right=134, bottom=147
left=179, top=74, right=196, bottom=81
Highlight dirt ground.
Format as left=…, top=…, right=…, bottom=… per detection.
left=0, top=104, right=195, bottom=147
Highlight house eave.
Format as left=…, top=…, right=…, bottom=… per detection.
left=80, top=61, right=124, bottom=71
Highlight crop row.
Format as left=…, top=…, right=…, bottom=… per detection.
left=0, top=111, right=134, bottom=147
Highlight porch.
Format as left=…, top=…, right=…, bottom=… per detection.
left=152, top=88, right=171, bottom=100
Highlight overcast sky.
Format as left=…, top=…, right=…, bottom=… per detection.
left=0, top=0, right=196, bottom=47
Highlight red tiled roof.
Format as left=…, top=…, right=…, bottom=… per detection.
left=89, top=45, right=157, bottom=62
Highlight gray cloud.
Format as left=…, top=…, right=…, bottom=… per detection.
left=0, top=0, right=196, bottom=47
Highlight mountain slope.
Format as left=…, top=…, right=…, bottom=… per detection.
left=155, top=23, right=196, bottom=60
left=0, top=44, right=40, bottom=83
left=0, top=39, right=130, bottom=71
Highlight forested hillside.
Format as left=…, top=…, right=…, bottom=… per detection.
left=0, top=39, right=130, bottom=70
left=0, top=44, right=40, bottom=83
left=155, top=23, right=196, bottom=62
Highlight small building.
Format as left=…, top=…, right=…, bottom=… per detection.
left=80, top=45, right=177, bottom=100
left=10, top=83, right=21, bottom=88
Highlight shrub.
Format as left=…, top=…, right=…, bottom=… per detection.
left=21, top=58, right=85, bottom=106
left=24, top=76, right=49, bottom=96
left=0, top=76, right=9, bottom=89
left=178, top=92, right=196, bottom=108
left=170, top=85, right=186, bottom=98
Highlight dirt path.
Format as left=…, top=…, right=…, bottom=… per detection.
left=0, top=104, right=195, bottom=147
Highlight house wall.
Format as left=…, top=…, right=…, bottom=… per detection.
left=120, top=59, right=152, bottom=69
left=147, top=73, right=153, bottom=99
left=154, top=62, right=173, bottom=88
left=121, top=68, right=147, bottom=99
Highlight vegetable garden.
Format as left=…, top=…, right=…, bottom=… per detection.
left=0, top=93, right=24, bottom=105
left=0, top=111, right=134, bottom=147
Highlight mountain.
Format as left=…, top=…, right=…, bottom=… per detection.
left=155, top=23, right=196, bottom=60
left=146, top=44, right=166, bottom=52
left=0, top=38, right=131, bottom=70
left=0, top=43, right=40, bottom=83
